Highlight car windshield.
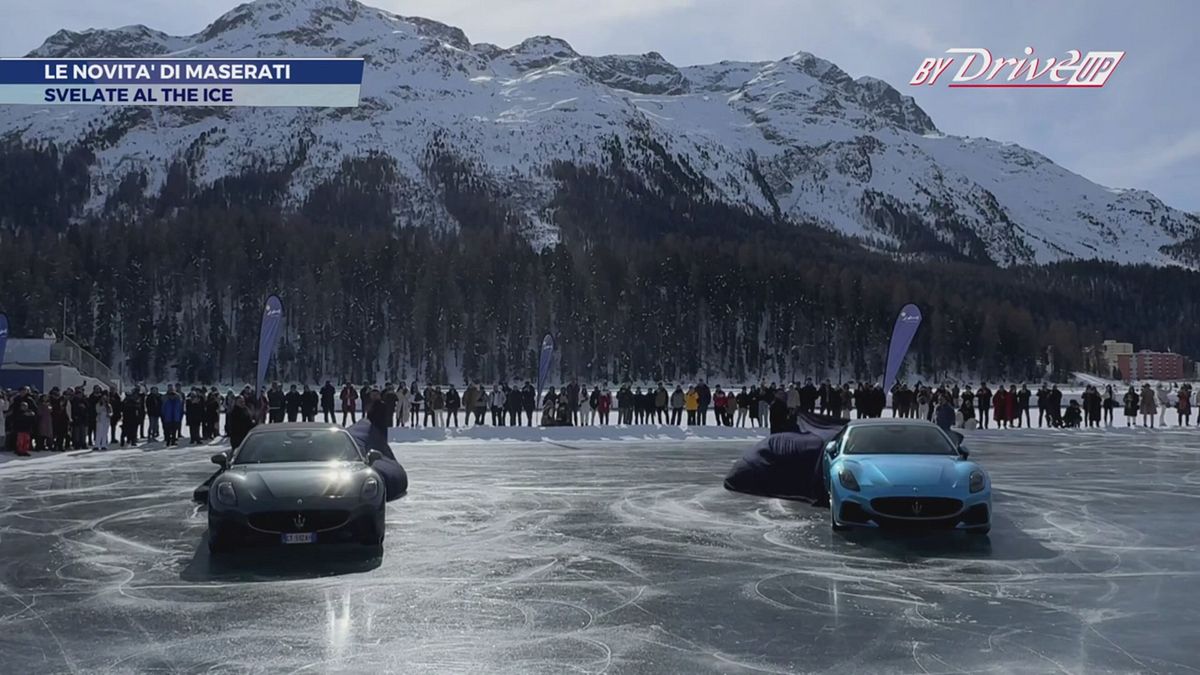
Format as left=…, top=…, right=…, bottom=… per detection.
left=843, top=425, right=956, bottom=455
left=233, top=429, right=362, bottom=464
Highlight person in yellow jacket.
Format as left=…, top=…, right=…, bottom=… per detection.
left=685, top=387, right=700, bottom=426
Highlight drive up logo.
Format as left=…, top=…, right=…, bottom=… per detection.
left=910, top=48, right=1125, bottom=88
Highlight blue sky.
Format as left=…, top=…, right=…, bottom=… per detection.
left=4, top=0, right=1197, bottom=212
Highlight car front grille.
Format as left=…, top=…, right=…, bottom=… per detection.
left=962, top=503, right=989, bottom=526
left=872, top=514, right=962, bottom=530
left=247, top=509, right=351, bottom=533
left=870, top=497, right=963, bottom=519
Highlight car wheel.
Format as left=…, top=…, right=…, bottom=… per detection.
left=968, top=525, right=990, bottom=535
left=208, top=529, right=233, bottom=554
left=831, top=505, right=849, bottom=532
left=360, top=509, right=385, bottom=546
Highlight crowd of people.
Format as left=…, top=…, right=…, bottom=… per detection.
left=2, top=378, right=1197, bottom=456
left=899, top=381, right=1193, bottom=432
left=0, top=383, right=229, bottom=456
left=316, top=379, right=879, bottom=430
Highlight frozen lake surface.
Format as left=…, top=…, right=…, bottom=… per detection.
left=1, top=429, right=1198, bottom=673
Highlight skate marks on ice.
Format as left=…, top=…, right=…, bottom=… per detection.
left=0, top=433, right=1197, bottom=672
left=410, top=435, right=1200, bottom=674
left=0, top=447, right=200, bottom=673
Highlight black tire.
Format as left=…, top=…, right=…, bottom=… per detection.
left=831, top=505, right=849, bottom=532
left=968, top=525, right=990, bottom=535
left=207, top=510, right=236, bottom=553
left=208, top=529, right=233, bottom=554
left=360, top=508, right=386, bottom=546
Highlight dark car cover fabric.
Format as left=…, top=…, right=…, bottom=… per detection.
left=793, top=412, right=851, bottom=442
left=346, top=419, right=407, bottom=500
left=723, top=413, right=849, bottom=503
left=345, top=418, right=395, bottom=460
left=371, top=457, right=408, bottom=501
left=194, top=471, right=219, bottom=504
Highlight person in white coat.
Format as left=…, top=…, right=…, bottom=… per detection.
left=396, top=386, right=411, bottom=428
left=1157, top=384, right=1171, bottom=426
left=490, top=385, right=506, bottom=427
left=579, top=385, right=593, bottom=426
left=95, top=394, right=112, bottom=451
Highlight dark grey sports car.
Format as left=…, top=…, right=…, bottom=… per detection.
left=206, top=424, right=387, bottom=553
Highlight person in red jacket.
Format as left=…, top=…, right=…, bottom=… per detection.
left=993, top=387, right=1010, bottom=428
left=597, top=387, right=612, bottom=425
left=713, top=389, right=728, bottom=427
left=341, top=383, right=359, bottom=426
left=10, top=401, right=36, bottom=456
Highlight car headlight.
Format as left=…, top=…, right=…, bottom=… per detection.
left=361, top=476, right=380, bottom=500
left=216, top=481, right=237, bottom=506
left=969, top=470, right=985, bottom=493
left=838, top=469, right=860, bottom=492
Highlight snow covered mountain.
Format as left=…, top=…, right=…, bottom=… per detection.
left=5, top=0, right=1197, bottom=267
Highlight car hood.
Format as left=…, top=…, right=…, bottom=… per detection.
left=223, top=461, right=373, bottom=500
left=843, top=455, right=969, bottom=489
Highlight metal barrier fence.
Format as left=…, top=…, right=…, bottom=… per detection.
left=50, top=336, right=122, bottom=391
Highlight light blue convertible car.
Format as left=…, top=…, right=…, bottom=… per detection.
left=824, top=419, right=991, bottom=534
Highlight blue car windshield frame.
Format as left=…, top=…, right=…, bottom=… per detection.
left=842, top=425, right=956, bottom=455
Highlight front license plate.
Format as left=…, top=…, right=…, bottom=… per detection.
left=282, top=532, right=317, bottom=544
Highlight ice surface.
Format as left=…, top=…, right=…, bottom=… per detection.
left=0, top=429, right=1198, bottom=673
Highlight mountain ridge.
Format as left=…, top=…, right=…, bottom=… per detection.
left=4, top=0, right=1197, bottom=268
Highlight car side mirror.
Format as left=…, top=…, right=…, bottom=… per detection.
left=958, top=446, right=970, bottom=459
left=366, top=449, right=383, bottom=465
left=211, top=453, right=228, bottom=468
left=824, top=441, right=838, bottom=457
